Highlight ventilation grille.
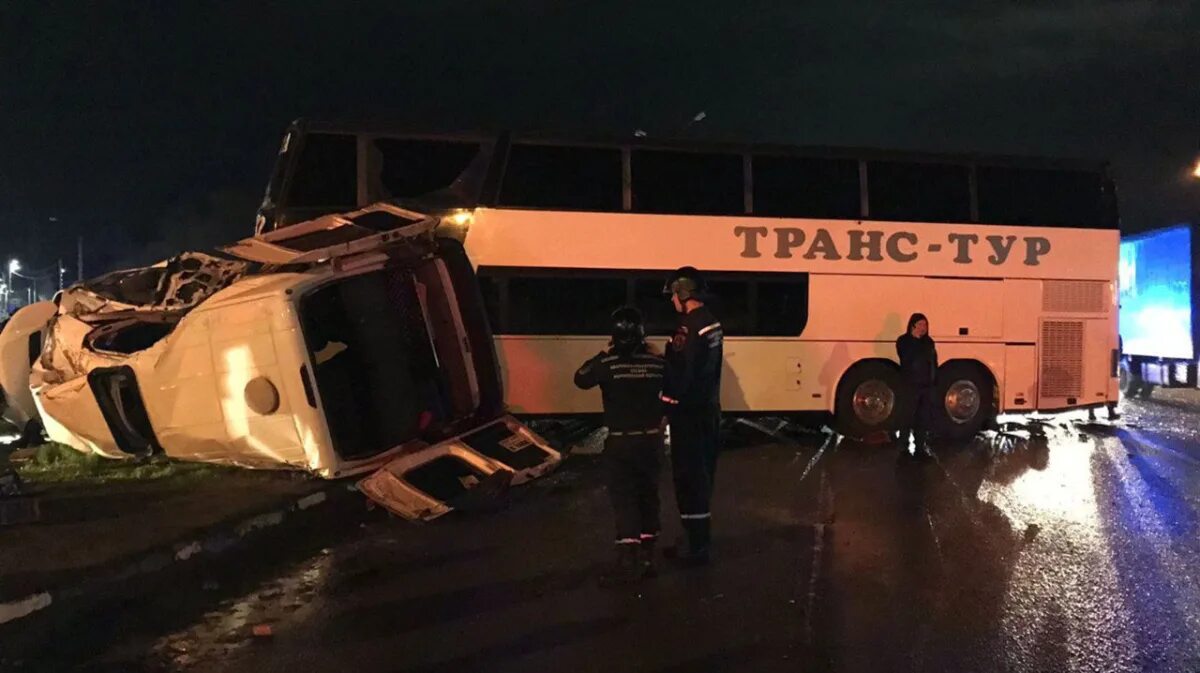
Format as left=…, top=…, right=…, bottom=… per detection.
left=1042, top=281, right=1106, bottom=313
left=1040, top=320, right=1084, bottom=399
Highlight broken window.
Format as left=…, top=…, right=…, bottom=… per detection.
left=499, top=144, right=623, bottom=211
left=87, top=318, right=178, bottom=354
left=371, top=138, right=482, bottom=200
left=288, top=133, right=357, bottom=208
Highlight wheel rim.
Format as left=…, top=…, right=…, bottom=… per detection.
left=944, top=379, right=981, bottom=424
left=852, top=379, right=895, bottom=426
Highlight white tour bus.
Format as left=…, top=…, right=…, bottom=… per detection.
left=257, top=120, right=1121, bottom=439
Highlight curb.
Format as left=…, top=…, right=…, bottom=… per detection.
left=0, top=483, right=359, bottom=629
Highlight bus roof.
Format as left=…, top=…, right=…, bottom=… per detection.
left=289, top=117, right=1112, bottom=174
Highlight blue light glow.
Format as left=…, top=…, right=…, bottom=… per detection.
left=1119, top=225, right=1194, bottom=360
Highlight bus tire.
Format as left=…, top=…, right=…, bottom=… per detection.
left=1137, top=383, right=1154, bottom=400
left=835, top=361, right=904, bottom=439
left=935, top=361, right=995, bottom=441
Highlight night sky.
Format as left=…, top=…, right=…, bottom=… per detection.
left=3, top=2, right=1198, bottom=284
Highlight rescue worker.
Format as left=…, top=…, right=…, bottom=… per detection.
left=660, top=267, right=723, bottom=566
left=574, top=307, right=666, bottom=585
left=896, top=312, right=938, bottom=459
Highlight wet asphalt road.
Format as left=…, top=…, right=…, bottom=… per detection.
left=28, top=395, right=1200, bottom=672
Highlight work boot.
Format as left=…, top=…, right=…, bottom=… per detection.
left=638, top=535, right=658, bottom=578
left=665, top=520, right=711, bottom=567
left=598, top=543, right=642, bottom=587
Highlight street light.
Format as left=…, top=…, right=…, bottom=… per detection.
left=1192, top=157, right=1200, bottom=180
left=6, top=259, right=19, bottom=314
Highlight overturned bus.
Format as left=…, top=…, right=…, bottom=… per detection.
left=29, top=203, right=560, bottom=517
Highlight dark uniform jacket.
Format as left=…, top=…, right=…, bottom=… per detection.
left=574, top=346, right=666, bottom=433
left=663, top=305, right=724, bottom=410
left=896, top=333, right=938, bottom=388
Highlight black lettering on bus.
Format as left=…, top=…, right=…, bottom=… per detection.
left=948, top=233, right=978, bottom=264
left=985, top=235, right=1018, bottom=265
left=1024, top=237, right=1051, bottom=265
left=735, top=226, right=770, bottom=258
left=803, top=228, right=842, bottom=260
left=847, top=230, right=884, bottom=261
left=886, top=232, right=918, bottom=262
left=775, top=228, right=806, bottom=259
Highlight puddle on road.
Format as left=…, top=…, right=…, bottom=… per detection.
left=145, top=550, right=336, bottom=670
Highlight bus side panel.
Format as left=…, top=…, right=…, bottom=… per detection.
left=1085, top=318, right=1116, bottom=406
left=1003, top=345, right=1037, bottom=412
left=803, top=275, right=929, bottom=342
left=920, top=279, right=1003, bottom=339
left=496, top=336, right=897, bottom=415
left=1002, top=279, right=1041, bottom=343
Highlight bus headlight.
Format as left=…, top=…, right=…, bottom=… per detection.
left=441, top=209, right=474, bottom=229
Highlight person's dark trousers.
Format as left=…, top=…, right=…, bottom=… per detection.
left=604, top=433, right=663, bottom=544
left=901, top=385, right=935, bottom=454
left=668, top=406, right=721, bottom=554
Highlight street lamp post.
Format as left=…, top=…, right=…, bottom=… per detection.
left=5, top=259, right=18, bottom=315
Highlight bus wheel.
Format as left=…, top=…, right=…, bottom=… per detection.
left=935, top=362, right=995, bottom=441
left=835, top=362, right=903, bottom=439
left=1137, top=383, right=1154, bottom=400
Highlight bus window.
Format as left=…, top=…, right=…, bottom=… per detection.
left=631, top=150, right=744, bottom=215
left=756, top=278, right=810, bottom=336
left=977, top=166, right=1105, bottom=228
left=705, top=280, right=751, bottom=335
left=752, top=156, right=860, bottom=219
left=477, top=275, right=503, bottom=331
left=507, top=276, right=626, bottom=335
left=371, top=138, right=482, bottom=200
left=288, top=133, right=357, bottom=208
left=867, top=161, right=970, bottom=223
left=632, top=277, right=679, bottom=337
left=500, top=144, right=623, bottom=211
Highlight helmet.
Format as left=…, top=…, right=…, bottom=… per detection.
left=610, top=306, right=645, bottom=354
left=663, top=266, right=706, bottom=302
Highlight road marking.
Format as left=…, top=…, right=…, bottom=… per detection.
left=798, top=432, right=837, bottom=483
left=802, top=522, right=826, bottom=646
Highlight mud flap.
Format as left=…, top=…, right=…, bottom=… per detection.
left=358, top=415, right=561, bottom=521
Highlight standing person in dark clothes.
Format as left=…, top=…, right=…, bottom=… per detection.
left=896, top=312, right=938, bottom=459
left=660, top=267, right=723, bottom=566
left=574, top=307, right=666, bottom=585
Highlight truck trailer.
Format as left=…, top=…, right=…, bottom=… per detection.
left=1119, top=223, right=1199, bottom=398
